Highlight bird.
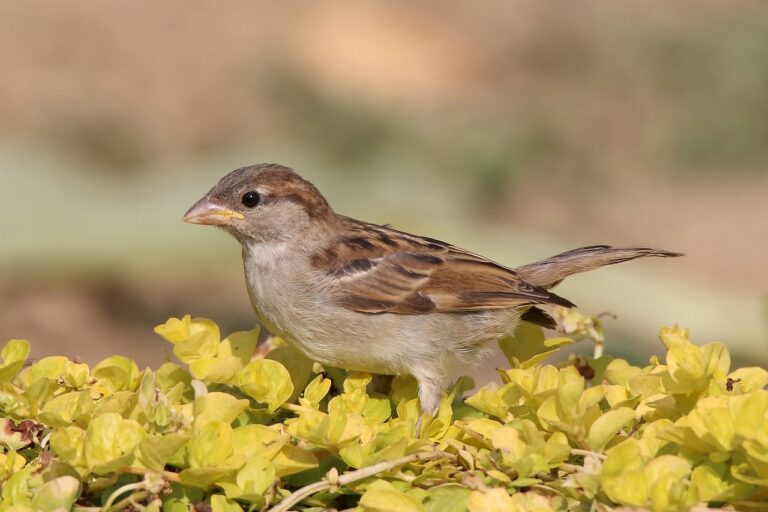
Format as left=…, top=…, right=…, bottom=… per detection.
left=182, top=163, right=681, bottom=420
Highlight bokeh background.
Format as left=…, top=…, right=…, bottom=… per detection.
left=1, top=1, right=766, bottom=371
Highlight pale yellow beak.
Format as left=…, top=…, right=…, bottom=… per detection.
left=182, top=196, right=244, bottom=226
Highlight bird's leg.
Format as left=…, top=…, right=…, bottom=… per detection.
left=414, top=414, right=426, bottom=437
left=414, top=376, right=444, bottom=437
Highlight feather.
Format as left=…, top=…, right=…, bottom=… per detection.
left=515, top=245, right=683, bottom=289
left=314, top=221, right=574, bottom=314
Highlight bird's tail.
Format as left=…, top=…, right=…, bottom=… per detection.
left=515, top=245, right=683, bottom=289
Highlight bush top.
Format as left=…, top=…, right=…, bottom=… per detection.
left=0, top=308, right=767, bottom=511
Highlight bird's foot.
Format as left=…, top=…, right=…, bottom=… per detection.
left=414, top=412, right=426, bottom=437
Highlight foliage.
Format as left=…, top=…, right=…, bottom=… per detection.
left=0, top=310, right=767, bottom=511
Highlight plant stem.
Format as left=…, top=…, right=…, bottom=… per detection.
left=267, top=451, right=454, bottom=512
left=559, top=463, right=582, bottom=474
left=119, top=466, right=181, bottom=484
left=103, top=482, right=146, bottom=510
left=280, top=402, right=304, bottom=414
left=106, top=490, right=150, bottom=512
left=571, top=448, right=606, bottom=460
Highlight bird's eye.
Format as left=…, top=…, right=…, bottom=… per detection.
left=241, top=191, right=260, bottom=208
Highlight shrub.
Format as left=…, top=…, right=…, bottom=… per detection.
left=0, top=308, right=766, bottom=511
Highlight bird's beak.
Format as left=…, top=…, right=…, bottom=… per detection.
left=182, top=196, right=244, bottom=226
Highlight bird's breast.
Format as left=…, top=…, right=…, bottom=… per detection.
left=242, top=244, right=338, bottom=349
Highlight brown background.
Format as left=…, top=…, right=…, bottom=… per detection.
left=0, top=1, right=766, bottom=369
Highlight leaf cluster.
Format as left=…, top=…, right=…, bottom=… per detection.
left=0, top=311, right=767, bottom=511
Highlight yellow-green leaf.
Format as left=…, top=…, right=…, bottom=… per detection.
left=237, top=359, right=293, bottom=412
left=360, top=487, right=426, bottom=512
left=172, top=318, right=221, bottom=363
left=211, top=495, right=243, bottom=512
left=154, top=315, right=192, bottom=343
left=424, top=484, right=470, bottom=512
left=0, top=339, right=30, bottom=383
left=187, top=421, right=234, bottom=468
left=267, top=343, right=314, bottom=401
left=137, top=434, right=190, bottom=471
left=93, top=355, right=139, bottom=394
left=301, top=374, right=332, bottom=408
left=467, top=488, right=514, bottom=512
left=83, top=413, right=145, bottom=474
left=587, top=407, right=636, bottom=452
left=219, top=326, right=260, bottom=365
left=30, top=476, right=80, bottom=512
left=232, top=424, right=284, bottom=463
left=271, top=444, right=318, bottom=477
left=193, top=392, right=249, bottom=433
left=189, top=356, right=243, bottom=385
left=50, top=426, right=87, bottom=476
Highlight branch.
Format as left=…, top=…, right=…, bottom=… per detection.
left=267, top=450, right=454, bottom=512
left=570, top=448, right=606, bottom=460
left=119, top=465, right=181, bottom=484
left=103, top=482, right=146, bottom=511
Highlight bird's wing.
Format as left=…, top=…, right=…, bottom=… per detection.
left=313, top=221, right=574, bottom=314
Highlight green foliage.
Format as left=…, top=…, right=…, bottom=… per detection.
left=0, top=312, right=767, bottom=511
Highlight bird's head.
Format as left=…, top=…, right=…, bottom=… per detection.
left=183, top=163, right=332, bottom=243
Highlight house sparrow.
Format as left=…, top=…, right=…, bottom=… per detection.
left=183, top=163, right=681, bottom=417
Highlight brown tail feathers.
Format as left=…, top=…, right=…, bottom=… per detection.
left=515, top=245, right=683, bottom=290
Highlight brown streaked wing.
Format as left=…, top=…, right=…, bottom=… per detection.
left=417, top=254, right=574, bottom=311
left=334, top=252, right=443, bottom=314
left=317, top=222, right=575, bottom=314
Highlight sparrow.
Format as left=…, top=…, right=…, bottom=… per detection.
left=183, top=163, right=681, bottom=418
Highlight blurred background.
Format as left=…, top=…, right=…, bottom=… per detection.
left=0, top=1, right=766, bottom=371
